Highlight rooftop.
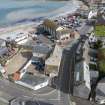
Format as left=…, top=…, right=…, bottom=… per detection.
left=43, top=19, right=58, bottom=30
left=22, top=35, right=53, bottom=47
left=0, top=39, right=5, bottom=46
left=6, top=49, right=32, bottom=74
left=45, top=44, right=63, bottom=66
left=33, top=43, right=52, bottom=54
left=19, top=72, right=49, bottom=87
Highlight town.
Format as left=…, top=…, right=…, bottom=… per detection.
left=0, top=0, right=105, bottom=105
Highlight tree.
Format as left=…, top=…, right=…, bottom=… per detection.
left=94, top=39, right=103, bottom=49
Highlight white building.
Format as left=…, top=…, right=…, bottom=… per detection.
left=74, top=61, right=91, bottom=99
left=0, top=39, right=8, bottom=57
left=0, top=30, right=29, bottom=45
left=42, top=19, right=72, bottom=40
left=45, top=44, right=63, bottom=76
left=0, top=39, right=6, bottom=47
left=32, top=43, right=52, bottom=59
left=89, top=32, right=97, bottom=43
left=96, top=77, right=105, bottom=104
left=15, top=73, right=49, bottom=91
left=88, top=10, right=97, bottom=20
left=14, top=32, right=29, bottom=45
left=0, top=64, right=6, bottom=74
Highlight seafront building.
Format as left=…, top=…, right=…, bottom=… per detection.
left=0, top=39, right=8, bottom=57
left=41, top=19, right=73, bottom=40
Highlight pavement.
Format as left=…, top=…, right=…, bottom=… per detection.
left=71, top=96, right=99, bottom=105
left=0, top=18, right=96, bottom=105
left=0, top=79, right=67, bottom=105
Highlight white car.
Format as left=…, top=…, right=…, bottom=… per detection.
left=96, top=98, right=105, bottom=104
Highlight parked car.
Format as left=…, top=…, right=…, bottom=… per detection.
left=96, top=98, right=105, bottom=104
left=31, top=57, right=41, bottom=65
left=31, top=57, right=45, bottom=71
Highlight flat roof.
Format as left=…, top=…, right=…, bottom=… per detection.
left=45, top=44, right=63, bottom=66
left=0, top=30, right=28, bottom=41
left=20, top=73, right=49, bottom=86
left=22, top=35, right=53, bottom=47
left=6, top=49, right=31, bottom=74
left=33, top=44, right=51, bottom=54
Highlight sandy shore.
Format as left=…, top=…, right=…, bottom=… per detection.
left=0, top=0, right=88, bottom=35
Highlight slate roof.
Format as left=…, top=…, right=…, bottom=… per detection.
left=33, top=44, right=52, bottom=54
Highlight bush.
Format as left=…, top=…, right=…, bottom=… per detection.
left=89, top=64, right=97, bottom=70
left=8, top=74, right=14, bottom=82
left=93, top=40, right=103, bottom=49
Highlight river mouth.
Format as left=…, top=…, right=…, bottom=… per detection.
left=0, top=0, right=80, bottom=27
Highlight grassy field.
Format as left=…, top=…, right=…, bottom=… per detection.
left=95, top=25, right=105, bottom=37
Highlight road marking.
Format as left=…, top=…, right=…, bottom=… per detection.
left=0, top=97, right=9, bottom=104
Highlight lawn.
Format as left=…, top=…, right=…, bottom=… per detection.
left=98, top=48, right=105, bottom=76
left=98, top=60, right=105, bottom=73
left=95, top=25, right=105, bottom=37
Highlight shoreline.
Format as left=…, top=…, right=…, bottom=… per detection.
left=0, top=0, right=88, bottom=34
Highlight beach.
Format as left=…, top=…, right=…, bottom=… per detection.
left=0, top=0, right=88, bottom=35
left=0, top=0, right=82, bottom=27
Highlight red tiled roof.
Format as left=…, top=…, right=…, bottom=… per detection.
left=13, top=72, right=20, bottom=81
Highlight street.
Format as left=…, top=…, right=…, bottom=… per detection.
left=0, top=21, right=95, bottom=105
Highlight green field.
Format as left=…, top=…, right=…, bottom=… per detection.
left=95, top=25, right=105, bottom=37
left=98, top=48, right=105, bottom=75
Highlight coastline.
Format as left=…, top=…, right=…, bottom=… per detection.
left=0, top=0, right=87, bottom=34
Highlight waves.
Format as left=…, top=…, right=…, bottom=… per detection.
left=0, top=0, right=80, bottom=27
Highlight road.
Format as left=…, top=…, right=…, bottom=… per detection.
left=0, top=22, right=94, bottom=105
left=0, top=79, right=68, bottom=105
left=56, top=22, right=94, bottom=105
left=78, top=22, right=94, bottom=36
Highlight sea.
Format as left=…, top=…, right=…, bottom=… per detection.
left=0, top=0, right=80, bottom=27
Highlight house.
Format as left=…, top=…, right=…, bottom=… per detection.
left=59, top=30, right=80, bottom=44
left=90, top=70, right=99, bottom=81
left=0, top=39, right=8, bottom=57
left=74, top=61, right=91, bottom=99
left=45, top=44, right=63, bottom=76
left=42, top=19, right=58, bottom=39
left=15, top=72, right=49, bottom=90
left=0, top=30, right=29, bottom=45
left=89, top=32, right=97, bottom=43
left=0, top=39, right=6, bottom=47
left=96, top=15, right=105, bottom=25
left=42, top=19, right=73, bottom=40
left=88, top=10, right=97, bottom=20
left=14, top=32, right=29, bottom=45
left=32, top=43, right=52, bottom=60
left=0, top=64, right=6, bottom=74
left=74, top=40, right=91, bottom=99
left=96, top=77, right=105, bottom=104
